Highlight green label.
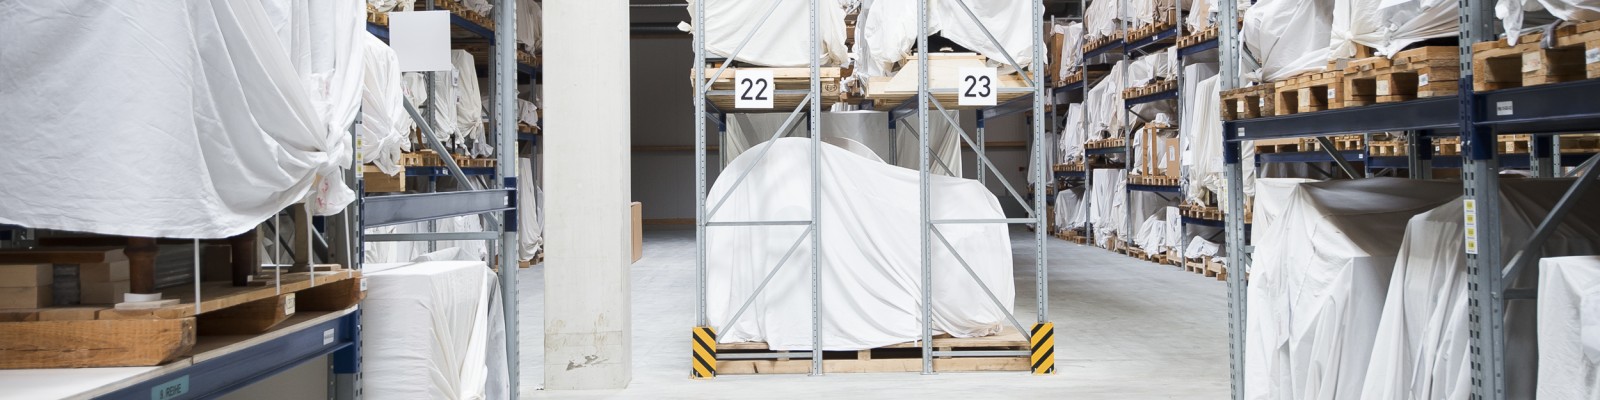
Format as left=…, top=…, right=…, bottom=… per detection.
left=151, top=375, right=189, bottom=400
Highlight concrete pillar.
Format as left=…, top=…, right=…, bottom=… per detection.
left=543, top=0, right=632, bottom=390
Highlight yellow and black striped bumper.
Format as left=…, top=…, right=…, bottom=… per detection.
left=692, top=326, right=717, bottom=379
left=1030, top=322, right=1056, bottom=375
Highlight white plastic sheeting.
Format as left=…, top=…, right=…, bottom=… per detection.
left=855, top=0, right=1038, bottom=78
left=518, top=158, right=544, bottom=262
left=1087, top=61, right=1129, bottom=140
left=1084, top=0, right=1122, bottom=43
left=687, top=0, right=850, bottom=67
left=1053, top=22, right=1084, bottom=84
left=724, top=111, right=964, bottom=177
left=708, top=138, right=1013, bottom=350
left=1054, top=187, right=1088, bottom=232
left=362, top=34, right=415, bottom=176
left=1539, top=256, right=1600, bottom=399
left=517, top=0, right=542, bottom=53
left=1089, top=169, right=1127, bottom=245
left=1500, top=0, right=1600, bottom=45
left=1241, top=0, right=1334, bottom=81
left=364, top=216, right=492, bottom=264
left=1182, top=75, right=1255, bottom=206
left=363, top=260, right=510, bottom=400
left=0, top=0, right=361, bottom=238
left=1058, top=103, right=1087, bottom=165
left=1372, top=0, right=1458, bottom=55
left=1362, top=179, right=1600, bottom=400
left=1329, top=0, right=1384, bottom=59
left=1133, top=208, right=1182, bottom=253
left=1245, top=178, right=1461, bottom=400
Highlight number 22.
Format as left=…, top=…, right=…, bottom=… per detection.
left=740, top=78, right=770, bottom=101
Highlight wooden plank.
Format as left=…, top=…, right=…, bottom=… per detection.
left=0, top=264, right=51, bottom=287
left=0, top=247, right=127, bottom=264
left=294, top=275, right=366, bottom=312
left=363, top=165, right=407, bottom=193
left=0, top=318, right=195, bottom=369
left=197, top=294, right=293, bottom=336
left=97, top=270, right=357, bottom=320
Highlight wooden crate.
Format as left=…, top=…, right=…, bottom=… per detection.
left=0, top=269, right=362, bottom=369
left=1472, top=21, right=1600, bottom=91
left=1273, top=70, right=1346, bottom=115
left=1122, top=79, right=1179, bottom=100
left=1176, top=26, right=1219, bottom=49
left=1370, top=140, right=1407, bottom=156
left=363, top=165, right=406, bottom=193
left=718, top=328, right=1032, bottom=374
left=700, top=66, right=843, bottom=111
left=1220, top=84, right=1276, bottom=120
left=1342, top=46, right=1460, bottom=107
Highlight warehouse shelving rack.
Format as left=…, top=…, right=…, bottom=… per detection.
left=1210, top=0, right=1600, bottom=397
left=359, top=0, right=525, bottom=399
left=691, top=0, right=1053, bottom=376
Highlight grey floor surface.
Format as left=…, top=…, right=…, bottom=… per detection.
left=517, top=226, right=1230, bottom=399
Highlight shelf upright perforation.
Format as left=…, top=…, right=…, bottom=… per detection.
left=1217, top=0, right=1247, bottom=396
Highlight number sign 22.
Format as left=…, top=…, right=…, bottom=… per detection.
left=959, top=67, right=998, bottom=106
left=735, top=70, right=774, bottom=109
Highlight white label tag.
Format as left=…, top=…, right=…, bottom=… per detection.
left=1464, top=199, right=1479, bottom=254
left=1237, top=127, right=1246, bottom=138
left=1419, top=74, right=1430, bottom=87
left=323, top=328, right=336, bottom=345
left=1496, top=101, right=1514, bottom=116
left=284, top=293, right=297, bottom=316
left=1258, top=98, right=1266, bottom=110
left=958, top=67, right=999, bottom=106
left=359, top=278, right=368, bottom=292
left=1588, top=48, right=1600, bottom=64
left=734, top=70, right=775, bottom=109
left=1377, top=80, right=1390, bottom=96
left=1237, top=100, right=1246, bottom=114
left=1328, top=87, right=1337, bottom=99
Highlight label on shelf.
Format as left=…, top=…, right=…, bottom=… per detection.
left=1237, top=127, right=1246, bottom=138
left=151, top=376, right=190, bottom=400
left=1588, top=48, right=1600, bottom=64
left=1464, top=198, right=1479, bottom=254
left=360, top=277, right=368, bottom=292
left=1258, top=98, right=1265, bottom=110
left=324, top=328, right=336, bottom=345
left=958, top=67, right=999, bottom=106
left=1377, top=80, right=1390, bottom=96
left=734, top=69, right=775, bottom=109
left=284, top=293, right=297, bottom=316
left=1419, top=74, right=1430, bottom=87
left=1496, top=101, right=1514, bottom=116
left=1327, top=87, right=1337, bottom=99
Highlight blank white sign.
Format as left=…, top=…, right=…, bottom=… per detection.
left=390, top=11, right=452, bottom=72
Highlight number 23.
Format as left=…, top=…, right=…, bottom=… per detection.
left=964, top=75, right=991, bottom=98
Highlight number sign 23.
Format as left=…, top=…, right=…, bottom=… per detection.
left=735, top=70, right=774, bottom=109
left=959, top=67, right=998, bottom=106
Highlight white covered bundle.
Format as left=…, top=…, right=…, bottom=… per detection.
left=518, top=158, right=544, bottom=262
left=361, top=34, right=414, bottom=176
left=1500, top=0, right=1600, bottom=44
left=855, top=0, right=1039, bottom=78
left=1087, top=61, right=1129, bottom=139
left=688, top=0, right=850, bottom=67
left=363, top=260, right=508, bottom=399
left=407, top=50, right=490, bottom=157
left=1084, top=0, right=1123, bottom=43
left=1538, top=256, right=1600, bottom=399
left=1055, top=187, right=1089, bottom=232
left=1182, top=75, right=1255, bottom=206
left=517, top=0, right=542, bottom=54
left=0, top=0, right=363, bottom=238
left=1058, top=103, right=1088, bottom=165
left=1245, top=178, right=1461, bottom=400
left=1362, top=179, right=1600, bottom=400
left=724, top=111, right=964, bottom=177
left=1053, top=22, right=1085, bottom=84
left=1329, top=0, right=1384, bottom=59
left=1241, top=0, right=1335, bottom=81
left=708, top=138, right=1013, bottom=350
left=1372, top=0, right=1458, bottom=55
left=1089, top=169, right=1128, bottom=245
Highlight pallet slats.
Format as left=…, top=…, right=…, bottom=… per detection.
left=1472, top=21, right=1600, bottom=91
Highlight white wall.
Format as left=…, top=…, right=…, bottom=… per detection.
left=629, top=38, right=1038, bottom=220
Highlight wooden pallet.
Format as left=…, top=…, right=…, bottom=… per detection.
left=1052, top=162, right=1087, bottom=172
left=0, top=269, right=362, bottom=369
left=1180, top=203, right=1224, bottom=221
left=1082, top=33, right=1123, bottom=54
left=1125, top=16, right=1178, bottom=44
left=1251, top=138, right=1302, bottom=154
left=864, top=54, right=1030, bottom=109
left=366, top=4, right=390, bottom=25
left=1085, top=137, right=1128, bottom=149
left=1129, top=175, right=1179, bottom=186
left=1342, top=46, right=1460, bottom=107
left=1219, top=84, right=1277, bottom=120
left=399, top=150, right=498, bottom=168
left=436, top=0, right=495, bottom=30
left=717, top=328, right=1032, bottom=374
left=1122, top=79, right=1179, bottom=100
left=1369, top=140, right=1407, bottom=156
left=363, top=165, right=406, bottom=193
left=700, top=66, right=844, bottom=111
left=1176, top=26, right=1219, bottom=49
left=1560, top=134, right=1600, bottom=153
left=1472, top=21, right=1600, bottom=91
left=1273, top=70, right=1346, bottom=115
left=1430, top=134, right=1571, bottom=155
left=1055, top=230, right=1090, bottom=244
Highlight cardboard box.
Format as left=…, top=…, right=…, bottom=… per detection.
left=78, top=261, right=130, bottom=282
left=0, top=285, right=52, bottom=308
left=0, top=264, right=52, bottom=287
left=80, top=280, right=130, bottom=304
left=631, top=202, right=643, bottom=263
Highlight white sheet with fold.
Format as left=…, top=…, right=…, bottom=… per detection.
left=855, top=0, right=1038, bottom=78
left=708, top=138, right=1013, bottom=351
left=688, top=0, right=849, bottom=67
left=1539, top=256, right=1600, bottom=399
left=363, top=260, right=508, bottom=400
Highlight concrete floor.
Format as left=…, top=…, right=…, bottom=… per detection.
left=518, top=227, right=1230, bottom=399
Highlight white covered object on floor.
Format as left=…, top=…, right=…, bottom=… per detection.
left=708, top=138, right=1013, bottom=351
left=1539, top=256, right=1600, bottom=399
left=363, top=259, right=509, bottom=399
left=1245, top=178, right=1461, bottom=400
left=0, top=0, right=362, bottom=238
left=1362, top=179, right=1600, bottom=400
left=687, top=0, right=850, bottom=67
left=723, top=111, right=964, bottom=177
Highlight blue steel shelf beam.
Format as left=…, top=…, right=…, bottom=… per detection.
left=1125, top=28, right=1179, bottom=55
left=362, top=189, right=514, bottom=228
left=1224, top=97, right=1458, bottom=141
left=1177, top=38, right=1218, bottom=58
left=1086, top=146, right=1127, bottom=155
left=1084, top=39, right=1125, bottom=59
left=1124, top=89, right=1178, bottom=106
left=1477, top=79, right=1600, bottom=134
left=97, top=311, right=359, bottom=400
left=1128, top=184, right=1182, bottom=193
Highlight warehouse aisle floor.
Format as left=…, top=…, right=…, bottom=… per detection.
left=518, top=226, right=1230, bottom=399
